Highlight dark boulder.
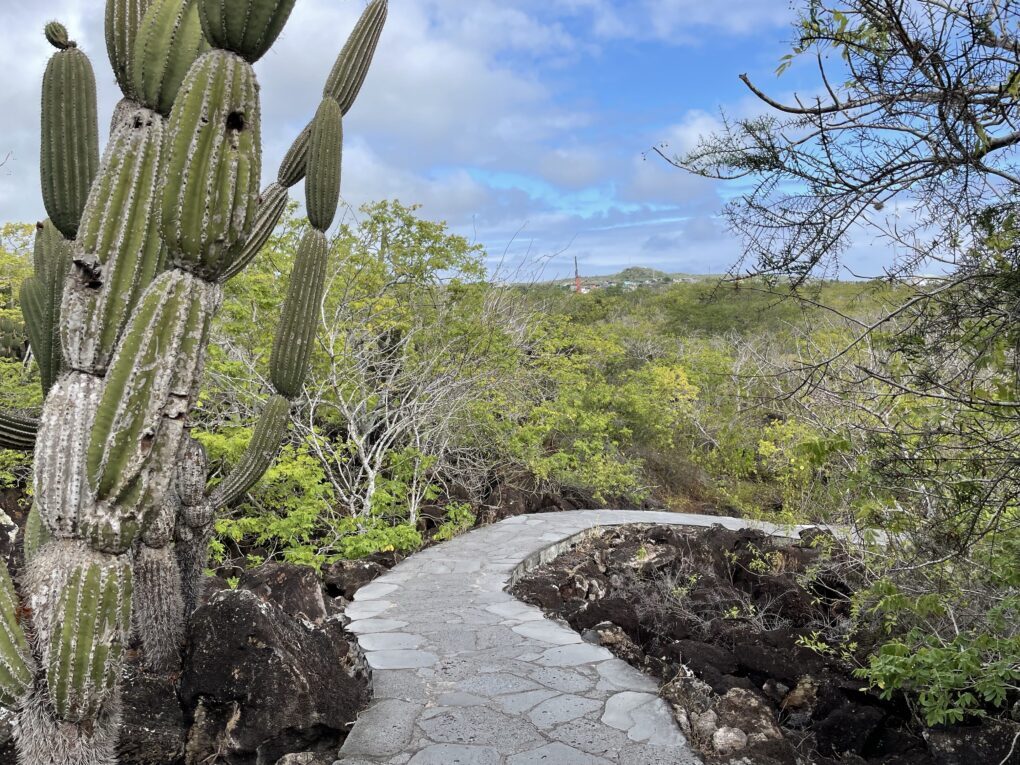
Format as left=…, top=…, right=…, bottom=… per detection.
left=568, top=596, right=639, bottom=633
left=813, top=702, right=886, bottom=757
left=119, top=666, right=187, bottom=765
left=323, top=559, right=386, bottom=600
left=239, top=562, right=330, bottom=623
left=924, top=719, right=1020, bottom=764
left=181, top=586, right=370, bottom=765
left=515, top=578, right=564, bottom=612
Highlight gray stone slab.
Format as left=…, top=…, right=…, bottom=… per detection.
left=496, top=688, right=560, bottom=714
left=346, top=618, right=409, bottom=634
left=344, top=600, right=393, bottom=620
left=458, top=672, right=543, bottom=697
left=549, top=715, right=633, bottom=757
left=407, top=744, right=501, bottom=765
left=417, top=706, right=545, bottom=754
left=602, top=692, right=685, bottom=746
left=527, top=694, right=603, bottom=729
left=437, top=692, right=489, bottom=707
left=508, top=742, right=612, bottom=764
left=512, top=620, right=583, bottom=645
left=340, top=699, right=421, bottom=758
left=365, top=649, right=438, bottom=670
left=359, top=632, right=423, bottom=651
left=537, top=643, right=614, bottom=667
left=354, top=582, right=401, bottom=601
left=596, top=659, right=659, bottom=693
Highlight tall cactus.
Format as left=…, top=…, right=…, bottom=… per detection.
left=0, top=3, right=388, bottom=762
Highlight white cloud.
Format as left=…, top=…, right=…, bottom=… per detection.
left=555, top=0, right=793, bottom=40
left=0, top=0, right=805, bottom=279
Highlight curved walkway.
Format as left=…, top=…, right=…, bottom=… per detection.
left=337, top=510, right=814, bottom=765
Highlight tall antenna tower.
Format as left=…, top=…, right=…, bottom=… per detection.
left=574, top=256, right=581, bottom=294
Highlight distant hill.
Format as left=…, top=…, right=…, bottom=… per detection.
left=613, top=267, right=671, bottom=282
left=527, top=267, right=723, bottom=290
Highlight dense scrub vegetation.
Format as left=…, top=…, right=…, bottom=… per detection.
left=4, top=199, right=1015, bottom=733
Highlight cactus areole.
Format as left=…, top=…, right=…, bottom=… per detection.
left=0, top=2, right=389, bottom=763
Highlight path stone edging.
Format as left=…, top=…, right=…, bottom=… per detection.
left=335, top=510, right=813, bottom=765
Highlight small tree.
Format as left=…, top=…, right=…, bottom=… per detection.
left=662, top=0, right=1020, bottom=726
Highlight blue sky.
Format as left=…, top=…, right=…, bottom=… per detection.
left=0, top=1, right=835, bottom=280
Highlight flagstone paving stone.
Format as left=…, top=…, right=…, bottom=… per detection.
left=336, top=510, right=812, bottom=764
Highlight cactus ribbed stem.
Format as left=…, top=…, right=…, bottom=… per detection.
left=132, top=544, right=183, bottom=672
left=34, top=373, right=103, bottom=538
left=211, top=394, right=291, bottom=508
left=130, top=0, right=208, bottom=115
left=198, top=0, right=297, bottom=63
left=324, top=0, right=388, bottom=115
left=306, top=98, right=343, bottom=232
left=23, top=220, right=72, bottom=393
left=161, top=49, right=262, bottom=279
left=106, top=0, right=154, bottom=96
left=23, top=503, right=51, bottom=563
left=277, top=1, right=387, bottom=188
left=66, top=107, right=168, bottom=375
left=87, top=270, right=220, bottom=531
left=269, top=230, right=328, bottom=398
left=41, top=35, right=100, bottom=240
left=0, top=410, right=37, bottom=452
left=174, top=438, right=210, bottom=616
left=47, top=558, right=132, bottom=722
left=0, top=563, right=34, bottom=709
left=278, top=124, right=311, bottom=188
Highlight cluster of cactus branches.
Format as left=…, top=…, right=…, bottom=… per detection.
left=0, top=1, right=388, bottom=762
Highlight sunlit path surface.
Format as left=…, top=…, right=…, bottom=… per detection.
left=336, top=510, right=812, bottom=765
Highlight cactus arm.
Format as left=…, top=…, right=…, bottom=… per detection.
left=323, top=0, right=389, bottom=116
left=0, top=410, right=39, bottom=452
left=220, top=182, right=290, bottom=282
left=209, top=394, right=291, bottom=509
left=306, top=99, right=344, bottom=232
left=160, top=48, right=262, bottom=279
left=130, top=0, right=209, bottom=115
left=275, top=0, right=387, bottom=188
left=106, top=0, right=154, bottom=96
left=269, top=230, right=329, bottom=398
left=197, top=0, right=297, bottom=64
left=0, top=561, right=34, bottom=711
left=23, top=221, right=72, bottom=394
left=40, top=25, right=100, bottom=240
left=278, top=124, right=311, bottom=189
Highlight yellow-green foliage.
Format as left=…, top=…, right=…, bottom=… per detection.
left=0, top=225, right=42, bottom=488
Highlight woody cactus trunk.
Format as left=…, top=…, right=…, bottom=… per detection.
left=0, top=1, right=388, bottom=762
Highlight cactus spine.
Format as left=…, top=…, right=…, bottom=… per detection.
left=0, top=3, right=389, bottom=761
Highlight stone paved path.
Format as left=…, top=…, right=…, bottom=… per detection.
left=336, top=510, right=814, bottom=765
